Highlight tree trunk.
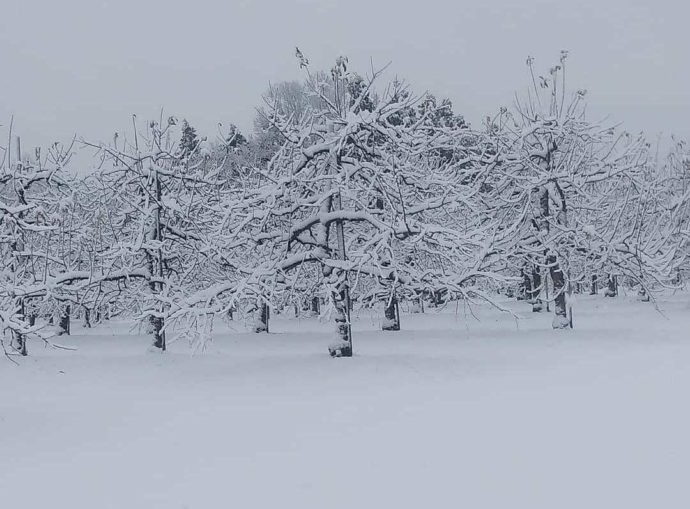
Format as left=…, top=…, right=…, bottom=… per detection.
left=148, top=165, right=166, bottom=351
left=518, top=268, right=530, bottom=301
left=531, top=266, right=543, bottom=312
left=382, top=292, right=400, bottom=331
left=410, top=293, right=424, bottom=314
left=327, top=181, right=353, bottom=357
left=549, top=255, right=569, bottom=328
left=311, top=296, right=320, bottom=316
left=431, top=289, right=445, bottom=307
left=328, top=279, right=352, bottom=357
left=604, top=274, right=618, bottom=297
left=149, top=315, right=166, bottom=350
left=83, top=308, right=92, bottom=328
left=254, top=302, right=269, bottom=333
left=590, top=275, right=598, bottom=295
left=12, top=329, right=27, bottom=356
left=58, top=305, right=71, bottom=336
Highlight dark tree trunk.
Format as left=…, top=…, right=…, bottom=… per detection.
left=13, top=329, right=27, bottom=356
left=605, top=275, right=618, bottom=297
left=83, top=308, right=92, bottom=328
left=638, top=287, right=650, bottom=302
left=382, top=292, right=400, bottom=331
left=149, top=315, right=166, bottom=350
left=10, top=300, right=26, bottom=353
left=590, top=275, right=598, bottom=295
left=146, top=277, right=166, bottom=349
left=254, top=302, right=269, bottom=333
left=311, top=296, right=320, bottom=316
left=328, top=183, right=353, bottom=357
left=58, top=305, right=71, bottom=336
left=531, top=266, right=543, bottom=312
left=545, top=270, right=550, bottom=312
left=146, top=167, right=167, bottom=351
left=328, top=280, right=352, bottom=357
left=322, top=181, right=353, bottom=358
left=410, top=293, right=424, bottom=313
left=431, top=289, right=445, bottom=307
left=549, top=255, right=569, bottom=328
left=518, top=268, right=531, bottom=301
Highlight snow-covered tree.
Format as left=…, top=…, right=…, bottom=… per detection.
left=0, top=134, right=73, bottom=357
left=82, top=116, right=225, bottom=350
left=165, top=56, right=524, bottom=357
left=493, top=53, right=678, bottom=326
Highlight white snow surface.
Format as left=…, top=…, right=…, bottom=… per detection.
left=2, top=294, right=690, bottom=508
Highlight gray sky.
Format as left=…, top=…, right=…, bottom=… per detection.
left=1, top=0, right=688, bottom=152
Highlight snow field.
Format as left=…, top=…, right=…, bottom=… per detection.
left=1, top=294, right=689, bottom=508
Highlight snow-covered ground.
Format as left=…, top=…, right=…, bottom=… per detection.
left=2, top=293, right=690, bottom=509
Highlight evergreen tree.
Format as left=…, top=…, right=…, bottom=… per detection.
left=179, top=119, right=199, bottom=157
left=225, top=124, right=247, bottom=149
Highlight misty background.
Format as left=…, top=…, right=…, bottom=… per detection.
left=1, top=0, right=687, bottom=150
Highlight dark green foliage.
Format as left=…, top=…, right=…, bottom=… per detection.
left=179, top=119, right=199, bottom=157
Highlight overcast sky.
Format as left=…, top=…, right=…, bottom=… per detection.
left=1, top=0, right=688, bottom=152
